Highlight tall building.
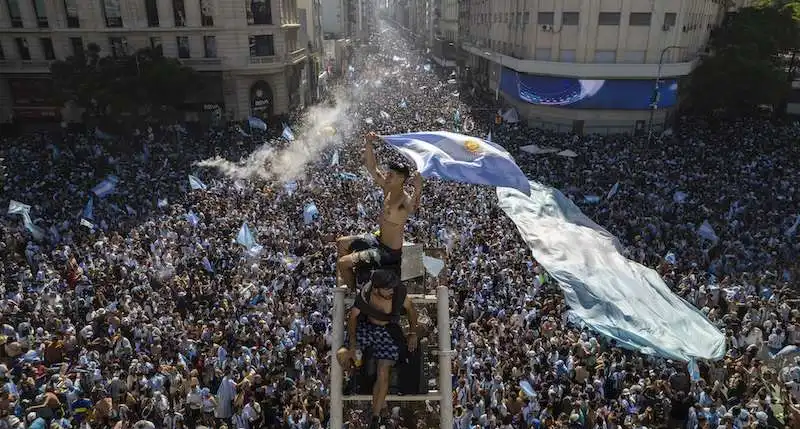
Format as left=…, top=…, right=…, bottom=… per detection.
left=320, top=0, right=375, bottom=40
left=460, top=0, right=728, bottom=135
left=430, top=0, right=456, bottom=69
left=0, top=0, right=321, bottom=124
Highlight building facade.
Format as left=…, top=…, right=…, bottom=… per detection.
left=460, top=0, right=729, bottom=134
left=0, top=0, right=319, bottom=124
left=320, top=0, right=375, bottom=40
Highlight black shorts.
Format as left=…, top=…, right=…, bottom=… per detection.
left=349, top=234, right=402, bottom=269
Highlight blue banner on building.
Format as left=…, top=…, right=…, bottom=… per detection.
left=500, top=68, right=678, bottom=110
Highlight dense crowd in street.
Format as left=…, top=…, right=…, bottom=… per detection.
left=2, top=22, right=800, bottom=429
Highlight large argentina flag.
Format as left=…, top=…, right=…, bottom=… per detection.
left=382, top=131, right=530, bottom=196
left=497, top=180, right=726, bottom=361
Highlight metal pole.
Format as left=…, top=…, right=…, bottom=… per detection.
left=330, top=286, right=347, bottom=429
left=437, top=285, right=454, bottom=429
left=647, top=46, right=680, bottom=144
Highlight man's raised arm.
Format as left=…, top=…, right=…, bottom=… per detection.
left=363, top=132, right=386, bottom=189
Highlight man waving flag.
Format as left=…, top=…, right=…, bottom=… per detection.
left=381, top=131, right=530, bottom=195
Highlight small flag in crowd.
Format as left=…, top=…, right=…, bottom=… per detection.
left=584, top=195, right=601, bottom=204
left=697, top=220, right=719, bottom=243
left=248, top=116, right=268, bottom=131
left=157, top=198, right=169, bottom=208
left=380, top=111, right=391, bottom=121
left=454, top=110, right=461, bottom=124
left=687, top=359, right=701, bottom=381
left=188, top=175, right=207, bottom=191
left=236, top=222, right=259, bottom=251
left=125, top=205, right=137, bottom=216
left=284, top=181, right=298, bottom=195
left=80, top=218, right=95, bottom=231
left=607, top=182, right=620, bottom=200
left=339, top=172, right=358, bottom=181
left=82, top=197, right=94, bottom=220
left=786, top=214, right=800, bottom=238
left=382, top=131, right=531, bottom=196
left=185, top=211, right=199, bottom=227
left=330, top=150, right=340, bottom=167
left=303, top=202, right=319, bottom=225
left=399, top=99, right=407, bottom=108
left=201, top=256, right=215, bottom=273
left=664, top=251, right=677, bottom=265
left=357, top=203, right=366, bottom=217
left=94, top=127, right=114, bottom=140
left=487, top=131, right=492, bottom=142
left=283, top=255, right=299, bottom=271
left=92, top=176, right=119, bottom=198
left=673, top=191, right=688, bottom=204
left=282, top=124, right=296, bottom=141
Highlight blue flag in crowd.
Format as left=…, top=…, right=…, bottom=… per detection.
left=303, top=202, right=319, bottom=225
left=248, top=116, right=267, bottom=131
left=454, top=110, right=461, bottom=124
left=399, top=99, right=407, bottom=108
left=330, top=149, right=340, bottom=167
left=584, top=195, right=601, bottom=204
left=82, top=197, right=94, bottom=220
left=92, top=176, right=119, bottom=198
left=201, top=257, right=214, bottom=273
left=236, top=222, right=259, bottom=250
left=607, top=182, right=620, bottom=200
left=157, top=198, right=169, bottom=208
left=185, top=211, right=199, bottom=227
left=357, top=203, right=366, bottom=217
left=188, top=174, right=207, bottom=191
left=786, top=214, right=800, bottom=238
left=94, top=128, right=114, bottom=140
left=282, top=123, right=296, bottom=141
left=697, top=220, right=719, bottom=243
left=339, top=172, right=358, bottom=181
left=284, top=181, right=298, bottom=195
left=687, top=359, right=701, bottom=381
left=382, top=131, right=531, bottom=196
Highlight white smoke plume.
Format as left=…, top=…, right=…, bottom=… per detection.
left=196, top=87, right=359, bottom=182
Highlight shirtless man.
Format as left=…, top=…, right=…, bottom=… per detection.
left=335, top=131, right=423, bottom=289
left=335, top=270, right=419, bottom=428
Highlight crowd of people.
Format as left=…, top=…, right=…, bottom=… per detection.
left=2, top=21, right=800, bottom=429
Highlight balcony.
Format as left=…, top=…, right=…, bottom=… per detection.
left=281, top=18, right=301, bottom=28
left=287, top=48, right=307, bottom=64
left=0, top=59, right=52, bottom=72
left=249, top=55, right=280, bottom=65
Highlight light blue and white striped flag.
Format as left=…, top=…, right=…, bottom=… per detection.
left=188, top=174, right=207, bottom=191
left=303, top=202, right=319, bottom=225
left=607, top=182, right=620, bottom=200
left=382, top=131, right=530, bottom=196
left=236, top=222, right=259, bottom=250
left=282, top=123, right=296, bottom=141
left=185, top=211, right=199, bottom=227
left=82, top=197, right=94, bottom=220
left=92, top=176, right=119, bottom=198
left=330, top=149, right=340, bottom=167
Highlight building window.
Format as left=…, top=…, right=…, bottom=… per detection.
left=629, top=12, right=651, bottom=26
left=0, top=42, right=5, bottom=60
left=64, top=0, right=79, bottom=27
left=145, top=0, right=159, bottom=26
left=15, top=38, right=31, bottom=60
left=109, top=37, right=127, bottom=57
left=177, top=36, right=190, bottom=58
left=102, top=0, right=123, bottom=27
left=664, top=12, right=677, bottom=27
left=593, top=50, right=617, bottom=63
left=150, top=36, right=162, bottom=54
left=537, top=12, right=554, bottom=25
left=6, top=0, right=23, bottom=27
left=40, top=37, right=55, bottom=60
left=248, top=0, right=272, bottom=25
left=560, top=49, right=576, bottom=62
left=598, top=12, right=620, bottom=25
left=562, top=12, right=579, bottom=25
left=173, top=0, right=186, bottom=26
left=203, top=35, right=216, bottom=57
left=32, top=0, right=48, bottom=27
left=249, top=34, right=275, bottom=56
left=69, top=37, right=83, bottom=57
left=534, top=48, right=551, bottom=60
left=523, top=11, right=529, bottom=24
left=200, top=0, right=214, bottom=26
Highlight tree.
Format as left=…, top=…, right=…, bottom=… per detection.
left=51, top=45, right=199, bottom=122
left=685, top=6, right=799, bottom=116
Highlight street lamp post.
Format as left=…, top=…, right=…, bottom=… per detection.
left=647, top=45, right=682, bottom=144
left=484, top=51, right=502, bottom=100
